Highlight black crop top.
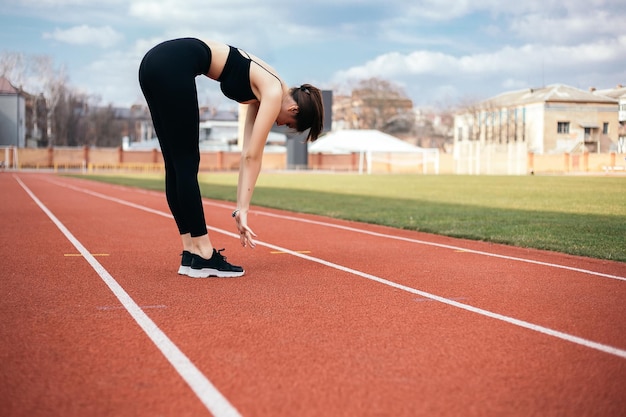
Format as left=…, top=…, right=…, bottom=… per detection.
left=218, top=46, right=256, bottom=103
left=217, top=45, right=282, bottom=103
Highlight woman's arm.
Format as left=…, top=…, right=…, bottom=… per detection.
left=234, top=89, right=282, bottom=247
left=236, top=93, right=281, bottom=211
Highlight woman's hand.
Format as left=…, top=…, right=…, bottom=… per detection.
left=233, top=210, right=257, bottom=248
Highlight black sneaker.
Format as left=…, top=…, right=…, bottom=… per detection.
left=188, top=249, right=245, bottom=278
left=177, top=251, right=193, bottom=276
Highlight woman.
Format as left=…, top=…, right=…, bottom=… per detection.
left=138, top=38, right=324, bottom=278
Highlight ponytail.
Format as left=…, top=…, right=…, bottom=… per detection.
left=291, top=84, right=324, bottom=142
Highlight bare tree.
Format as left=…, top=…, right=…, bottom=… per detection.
left=88, top=105, right=124, bottom=147
left=0, top=51, right=124, bottom=147
left=0, top=52, right=27, bottom=86
left=31, top=56, right=70, bottom=147
left=34, top=94, right=48, bottom=147
left=0, top=51, right=73, bottom=147
left=412, top=110, right=454, bottom=149
left=350, top=78, right=414, bottom=132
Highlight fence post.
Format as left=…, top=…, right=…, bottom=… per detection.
left=83, top=145, right=89, bottom=166
left=583, top=151, right=589, bottom=172
left=217, top=151, right=224, bottom=170
left=564, top=153, right=570, bottom=173
left=7, top=146, right=14, bottom=168
left=528, top=151, right=534, bottom=174
left=48, top=147, right=54, bottom=168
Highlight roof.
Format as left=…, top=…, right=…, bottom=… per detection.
left=593, top=85, right=626, bottom=99
left=308, top=129, right=431, bottom=154
left=0, top=76, right=19, bottom=94
left=483, top=84, right=617, bottom=108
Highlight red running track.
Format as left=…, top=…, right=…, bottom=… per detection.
left=1, top=172, right=625, bottom=417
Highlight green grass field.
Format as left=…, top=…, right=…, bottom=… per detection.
left=74, top=172, right=626, bottom=262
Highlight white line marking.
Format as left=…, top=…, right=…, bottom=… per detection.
left=97, top=305, right=167, bottom=311
left=256, top=243, right=626, bottom=360
left=48, top=178, right=626, bottom=282
left=246, top=210, right=626, bottom=282
left=15, top=176, right=242, bottom=417
left=46, top=177, right=626, bottom=360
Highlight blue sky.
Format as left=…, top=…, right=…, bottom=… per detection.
left=1, top=0, right=625, bottom=111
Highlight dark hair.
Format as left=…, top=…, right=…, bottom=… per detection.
left=290, top=84, right=324, bottom=142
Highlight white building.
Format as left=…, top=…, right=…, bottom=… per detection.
left=453, top=84, right=619, bottom=174
left=0, top=77, right=26, bottom=148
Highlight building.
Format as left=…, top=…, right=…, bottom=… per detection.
left=593, top=84, right=626, bottom=153
left=453, top=84, right=619, bottom=174
left=0, top=76, right=26, bottom=147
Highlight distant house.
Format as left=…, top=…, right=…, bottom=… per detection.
left=0, top=76, right=48, bottom=148
left=0, top=76, right=26, bottom=147
left=593, top=84, right=626, bottom=153
left=453, top=84, right=619, bottom=174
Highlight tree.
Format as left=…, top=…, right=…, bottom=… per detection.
left=352, top=78, right=414, bottom=132
left=34, top=94, right=48, bottom=147
left=0, top=51, right=72, bottom=147
left=333, top=77, right=415, bottom=135
left=0, top=52, right=26, bottom=87
left=0, top=51, right=126, bottom=147
left=32, top=56, right=71, bottom=147
left=88, top=105, right=123, bottom=147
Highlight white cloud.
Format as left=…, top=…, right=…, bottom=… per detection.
left=332, top=35, right=626, bottom=105
left=128, top=0, right=191, bottom=22
left=510, top=10, right=625, bottom=44
left=403, top=0, right=476, bottom=21
left=43, top=25, right=123, bottom=48
left=20, top=0, right=102, bottom=5
left=5, top=0, right=626, bottom=107
left=72, top=48, right=142, bottom=105
left=334, top=36, right=626, bottom=81
left=128, top=0, right=286, bottom=25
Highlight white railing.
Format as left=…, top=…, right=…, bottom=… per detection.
left=0, top=146, right=18, bottom=169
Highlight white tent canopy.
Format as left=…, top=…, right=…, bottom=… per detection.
left=309, top=129, right=424, bottom=153
left=308, top=129, right=439, bottom=174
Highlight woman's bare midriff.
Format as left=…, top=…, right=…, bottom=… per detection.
left=203, top=40, right=230, bottom=80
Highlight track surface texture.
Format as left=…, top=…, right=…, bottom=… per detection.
left=1, top=172, right=625, bottom=417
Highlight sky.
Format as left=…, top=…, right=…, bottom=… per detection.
left=1, top=0, right=625, bottom=111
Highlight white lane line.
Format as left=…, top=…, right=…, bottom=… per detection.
left=15, top=176, right=241, bottom=417
left=256, top=243, right=626, bottom=360
left=48, top=177, right=626, bottom=282
left=244, top=210, right=626, bottom=282
left=46, top=176, right=626, bottom=360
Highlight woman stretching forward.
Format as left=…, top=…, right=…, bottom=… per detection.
left=139, top=38, right=324, bottom=278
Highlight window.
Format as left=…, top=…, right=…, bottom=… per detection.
left=557, top=122, right=570, bottom=134
left=603, top=122, right=609, bottom=135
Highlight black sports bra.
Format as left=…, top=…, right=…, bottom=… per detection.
left=217, top=46, right=281, bottom=103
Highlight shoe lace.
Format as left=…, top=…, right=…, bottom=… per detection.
left=213, top=248, right=240, bottom=271
left=215, top=248, right=227, bottom=261
left=215, top=248, right=231, bottom=267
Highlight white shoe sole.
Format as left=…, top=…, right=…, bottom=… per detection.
left=187, top=268, right=245, bottom=278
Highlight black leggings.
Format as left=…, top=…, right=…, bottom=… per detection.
left=138, top=38, right=212, bottom=237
